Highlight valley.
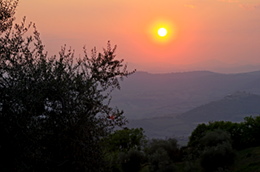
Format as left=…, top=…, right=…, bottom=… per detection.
left=112, top=70, right=260, bottom=144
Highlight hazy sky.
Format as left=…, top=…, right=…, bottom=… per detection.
left=15, top=0, right=260, bottom=73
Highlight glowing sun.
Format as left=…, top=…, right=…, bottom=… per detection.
left=147, top=19, right=177, bottom=44
left=158, top=28, right=168, bottom=37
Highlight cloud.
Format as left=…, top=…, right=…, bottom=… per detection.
left=184, top=4, right=196, bottom=9
left=239, top=3, right=260, bottom=10
left=218, top=0, right=260, bottom=10
left=218, top=0, right=239, bottom=3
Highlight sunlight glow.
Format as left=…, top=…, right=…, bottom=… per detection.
left=147, top=19, right=177, bottom=44
left=158, top=28, right=167, bottom=37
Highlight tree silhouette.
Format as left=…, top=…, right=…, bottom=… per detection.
left=0, top=3, right=134, bottom=171
left=0, top=0, right=18, bottom=32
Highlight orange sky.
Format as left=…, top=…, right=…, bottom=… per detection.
left=15, top=0, right=260, bottom=73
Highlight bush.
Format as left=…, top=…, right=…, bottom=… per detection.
left=199, top=130, right=236, bottom=172
left=102, top=128, right=146, bottom=172
left=145, top=138, right=180, bottom=172
left=118, top=149, right=145, bottom=172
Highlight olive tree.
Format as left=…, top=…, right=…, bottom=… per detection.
left=0, top=4, right=134, bottom=171
left=199, top=130, right=236, bottom=172
left=102, top=128, right=147, bottom=172
left=0, top=0, right=18, bottom=32
left=145, top=138, right=180, bottom=172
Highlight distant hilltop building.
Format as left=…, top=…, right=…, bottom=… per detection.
left=225, top=91, right=252, bottom=100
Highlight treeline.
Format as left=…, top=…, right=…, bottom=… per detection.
left=102, top=128, right=181, bottom=172
left=189, top=116, right=260, bottom=150
left=102, top=116, right=260, bottom=172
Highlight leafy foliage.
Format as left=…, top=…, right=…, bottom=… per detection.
left=103, top=130, right=183, bottom=172
left=187, top=116, right=260, bottom=171
left=145, top=138, right=180, bottom=172
left=102, top=128, right=146, bottom=172
left=242, top=116, right=260, bottom=148
left=199, top=130, right=236, bottom=172
left=118, top=149, right=146, bottom=172
left=0, top=0, right=18, bottom=32
left=103, top=128, right=146, bottom=152
left=188, top=116, right=260, bottom=151
left=0, top=10, right=134, bottom=171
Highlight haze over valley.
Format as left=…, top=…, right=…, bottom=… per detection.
left=112, top=70, right=260, bottom=143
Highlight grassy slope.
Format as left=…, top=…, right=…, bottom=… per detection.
left=232, top=146, right=260, bottom=172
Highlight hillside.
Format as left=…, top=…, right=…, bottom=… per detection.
left=179, top=91, right=260, bottom=123
left=126, top=91, right=260, bottom=144
left=232, top=146, right=260, bottom=172
left=112, top=70, right=260, bottom=119
left=127, top=117, right=195, bottom=145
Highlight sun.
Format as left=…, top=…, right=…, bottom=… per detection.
left=147, top=19, right=177, bottom=44
left=158, top=28, right=168, bottom=37
left=145, top=18, right=179, bottom=44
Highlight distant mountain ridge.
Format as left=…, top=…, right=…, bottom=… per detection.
left=112, top=70, right=260, bottom=119
left=179, top=91, right=260, bottom=123
left=127, top=91, right=260, bottom=142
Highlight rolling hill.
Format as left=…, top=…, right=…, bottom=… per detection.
left=127, top=91, right=260, bottom=144
left=179, top=91, right=260, bottom=123
left=112, top=71, right=260, bottom=143
left=112, top=70, right=260, bottom=119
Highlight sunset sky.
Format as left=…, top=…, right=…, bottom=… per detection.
left=15, top=0, right=260, bottom=73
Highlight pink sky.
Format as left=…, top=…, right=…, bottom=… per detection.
left=15, top=0, right=260, bottom=73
